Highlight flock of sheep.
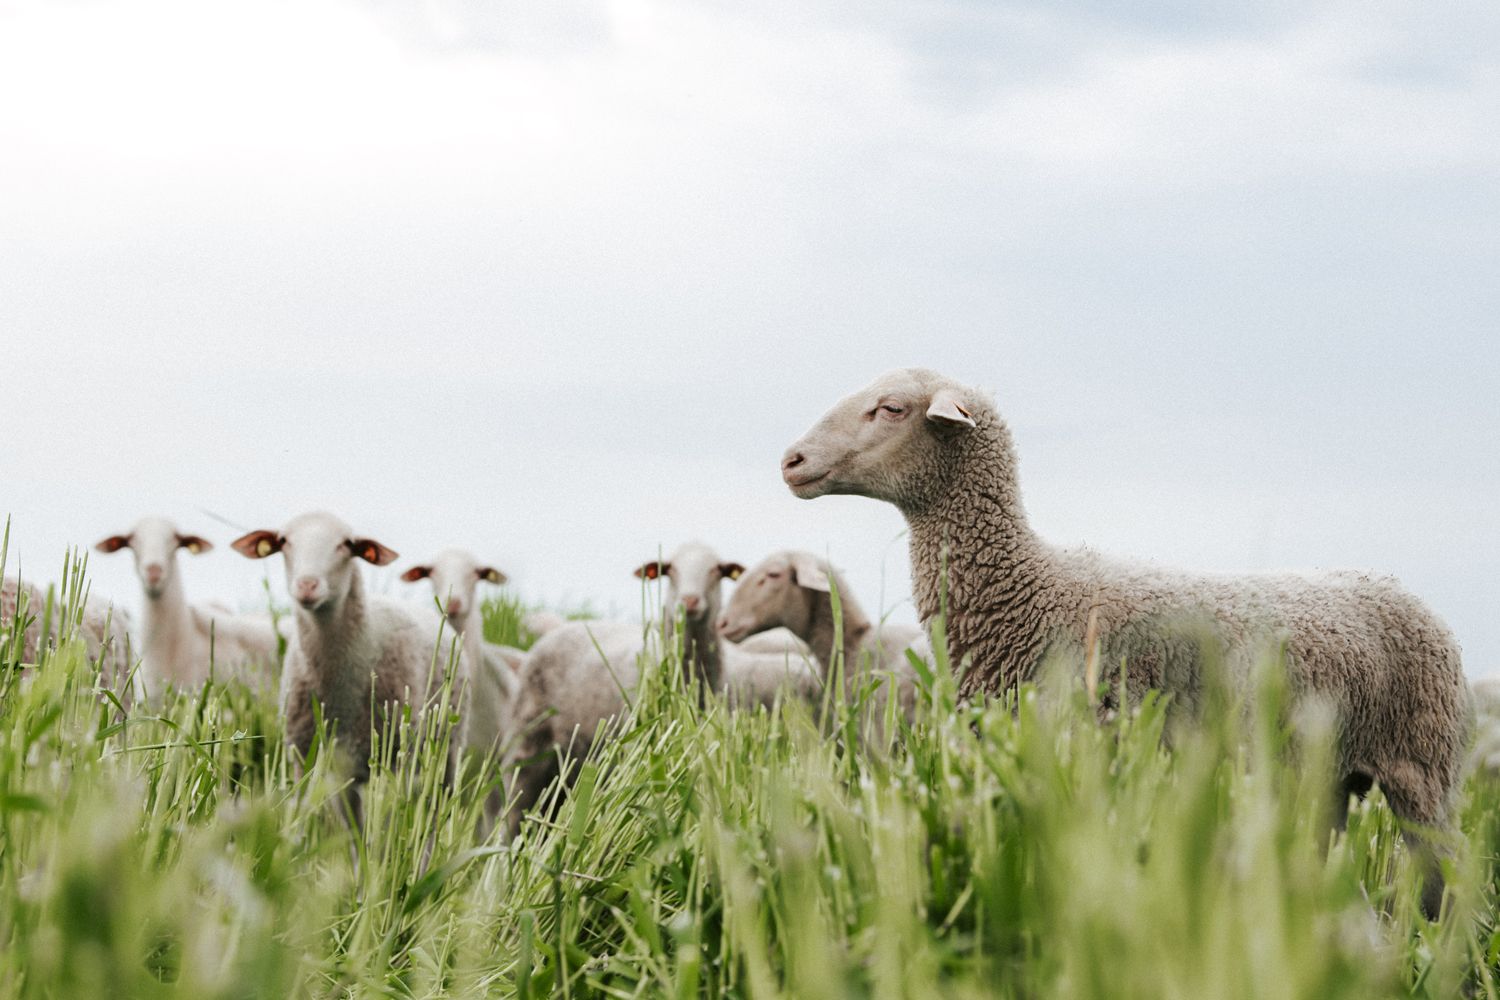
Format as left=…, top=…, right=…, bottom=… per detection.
left=0, top=368, right=1480, bottom=919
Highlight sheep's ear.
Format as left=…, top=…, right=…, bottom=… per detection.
left=94, top=534, right=131, bottom=554
left=926, top=389, right=976, bottom=429
left=176, top=534, right=213, bottom=555
left=789, top=554, right=832, bottom=592
left=230, top=530, right=282, bottom=559
left=351, top=539, right=399, bottom=566
left=479, top=567, right=508, bottom=585
left=400, top=565, right=431, bottom=583
left=634, top=561, right=668, bottom=580
left=719, top=562, right=745, bottom=581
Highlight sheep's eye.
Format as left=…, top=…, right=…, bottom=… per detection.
left=880, top=403, right=905, bottom=416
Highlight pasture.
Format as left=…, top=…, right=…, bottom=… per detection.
left=2, top=543, right=1499, bottom=999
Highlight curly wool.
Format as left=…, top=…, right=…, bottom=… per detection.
left=900, top=379, right=1471, bottom=832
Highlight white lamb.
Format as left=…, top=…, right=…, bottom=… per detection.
left=231, top=512, right=471, bottom=818
left=95, top=517, right=278, bottom=695
left=401, top=548, right=525, bottom=828
left=503, top=542, right=815, bottom=835
left=716, top=550, right=926, bottom=729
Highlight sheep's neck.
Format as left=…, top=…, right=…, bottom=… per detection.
left=141, top=568, right=194, bottom=684
left=447, top=609, right=483, bottom=667
left=679, top=608, right=723, bottom=695
left=905, top=419, right=1061, bottom=696
left=294, top=573, right=374, bottom=715
left=804, top=587, right=872, bottom=680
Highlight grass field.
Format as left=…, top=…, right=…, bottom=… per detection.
left=2, top=547, right=1499, bottom=998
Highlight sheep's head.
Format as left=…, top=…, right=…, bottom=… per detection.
left=230, top=510, right=397, bottom=614
left=782, top=368, right=980, bottom=510
left=401, top=548, right=506, bottom=628
left=635, top=542, right=743, bottom=624
left=94, top=516, right=213, bottom=599
left=717, top=550, right=830, bottom=642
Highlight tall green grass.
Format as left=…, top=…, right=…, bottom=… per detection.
left=2, top=559, right=1499, bottom=997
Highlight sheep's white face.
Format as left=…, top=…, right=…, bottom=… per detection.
left=782, top=368, right=977, bottom=507
left=400, top=548, right=506, bottom=629
left=716, top=551, right=830, bottom=642
left=635, top=542, right=744, bottom=624
left=94, top=516, right=212, bottom=599
left=230, top=511, right=397, bottom=614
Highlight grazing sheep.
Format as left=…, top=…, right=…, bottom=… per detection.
left=2, top=576, right=135, bottom=700
left=782, top=367, right=1472, bottom=917
left=504, top=542, right=799, bottom=835
left=717, top=550, right=924, bottom=726
left=231, top=512, right=470, bottom=816
left=94, top=518, right=278, bottom=694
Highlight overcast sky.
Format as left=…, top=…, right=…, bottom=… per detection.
left=3, top=0, right=1497, bottom=674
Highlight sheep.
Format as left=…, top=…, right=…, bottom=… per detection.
left=522, top=610, right=569, bottom=639
left=716, top=550, right=925, bottom=727
left=782, top=367, right=1472, bottom=918
left=94, top=517, right=278, bottom=695
left=2, top=575, right=135, bottom=700
left=230, top=512, right=471, bottom=818
left=401, top=548, right=524, bottom=828
left=1469, top=678, right=1500, bottom=773
left=503, top=542, right=812, bottom=835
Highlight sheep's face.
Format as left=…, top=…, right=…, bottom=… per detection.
left=635, top=543, right=743, bottom=624
left=401, top=549, right=506, bottom=629
left=717, top=551, right=829, bottom=642
left=782, top=368, right=978, bottom=510
left=230, top=511, right=397, bottom=614
left=94, top=516, right=212, bottom=599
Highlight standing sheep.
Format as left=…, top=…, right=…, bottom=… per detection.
left=230, top=512, right=470, bottom=818
left=503, top=542, right=810, bottom=835
left=2, top=575, right=135, bottom=700
left=502, top=542, right=739, bottom=835
left=716, top=550, right=924, bottom=727
left=782, top=367, right=1471, bottom=917
left=401, top=548, right=523, bottom=830
left=95, top=517, right=278, bottom=695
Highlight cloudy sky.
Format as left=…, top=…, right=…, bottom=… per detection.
left=3, top=0, right=1497, bottom=673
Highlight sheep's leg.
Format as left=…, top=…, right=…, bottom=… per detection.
left=1377, top=760, right=1457, bottom=920
left=505, top=751, right=561, bottom=840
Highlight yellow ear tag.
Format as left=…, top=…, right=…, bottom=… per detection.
left=256, top=538, right=273, bottom=557
left=187, top=541, right=201, bottom=554
left=728, top=568, right=743, bottom=580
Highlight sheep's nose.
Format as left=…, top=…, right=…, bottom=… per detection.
left=446, top=597, right=463, bottom=617
left=715, top=615, right=729, bottom=633
left=681, top=595, right=702, bottom=614
left=293, top=576, right=321, bottom=600
left=781, top=449, right=805, bottom=472
left=143, top=564, right=164, bottom=586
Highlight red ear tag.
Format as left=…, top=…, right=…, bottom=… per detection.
left=363, top=544, right=379, bottom=562
left=645, top=564, right=659, bottom=580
